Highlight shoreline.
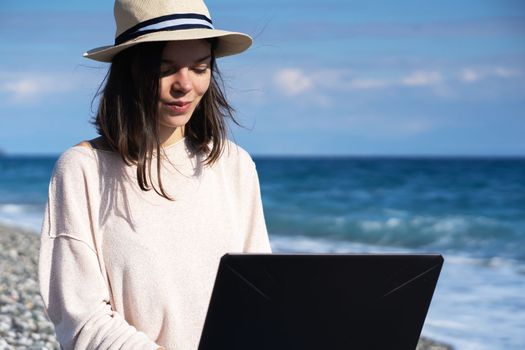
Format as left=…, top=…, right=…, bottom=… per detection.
left=0, top=222, right=453, bottom=349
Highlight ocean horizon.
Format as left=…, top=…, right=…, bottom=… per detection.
left=1, top=154, right=524, bottom=349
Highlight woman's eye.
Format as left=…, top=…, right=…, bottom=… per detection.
left=193, top=66, right=209, bottom=74
left=160, top=67, right=175, bottom=77
left=160, top=66, right=208, bottom=76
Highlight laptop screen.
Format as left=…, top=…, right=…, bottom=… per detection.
left=199, top=253, right=443, bottom=350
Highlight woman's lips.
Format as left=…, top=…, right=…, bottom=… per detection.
left=163, top=101, right=192, bottom=114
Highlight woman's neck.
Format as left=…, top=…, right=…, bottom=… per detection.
left=160, top=126, right=185, bottom=148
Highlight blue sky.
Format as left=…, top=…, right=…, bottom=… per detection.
left=0, top=0, right=524, bottom=155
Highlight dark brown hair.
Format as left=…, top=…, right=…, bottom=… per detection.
left=93, top=40, right=237, bottom=199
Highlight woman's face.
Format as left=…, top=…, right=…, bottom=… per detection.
left=157, top=39, right=212, bottom=138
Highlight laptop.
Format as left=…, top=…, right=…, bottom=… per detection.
left=198, top=253, right=443, bottom=350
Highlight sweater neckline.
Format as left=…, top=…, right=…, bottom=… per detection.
left=161, top=137, right=187, bottom=152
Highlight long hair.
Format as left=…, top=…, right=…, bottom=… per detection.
left=93, top=41, right=237, bottom=199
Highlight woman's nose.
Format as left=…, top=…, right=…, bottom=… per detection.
left=170, top=68, right=192, bottom=94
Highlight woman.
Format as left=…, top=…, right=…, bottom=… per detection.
left=38, top=0, right=271, bottom=349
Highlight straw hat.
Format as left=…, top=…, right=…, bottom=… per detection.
left=84, top=0, right=252, bottom=62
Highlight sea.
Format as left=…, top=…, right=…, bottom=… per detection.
left=1, top=155, right=524, bottom=350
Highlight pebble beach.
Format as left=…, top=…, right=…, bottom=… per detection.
left=0, top=223, right=453, bottom=349
left=0, top=224, right=59, bottom=349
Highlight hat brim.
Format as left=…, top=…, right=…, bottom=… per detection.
left=84, top=28, right=252, bottom=62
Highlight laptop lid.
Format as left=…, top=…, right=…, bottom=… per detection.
left=199, top=253, right=443, bottom=350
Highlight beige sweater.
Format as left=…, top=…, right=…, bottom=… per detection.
left=39, top=139, right=272, bottom=350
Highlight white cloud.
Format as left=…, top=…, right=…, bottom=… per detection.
left=272, top=68, right=451, bottom=98
left=459, top=68, right=480, bottom=83
left=401, top=71, right=442, bottom=86
left=269, top=64, right=522, bottom=103
left=272, top=68, right=393, bottom=99
left=459, top=66, right=521, bottom=83
left=273, top=69, right=313, bottom=96
left=2, top=79, right=40, bottom=98
left=493, top=66, right=520, bottom=78
left=0, top=72, right=79, bottom=103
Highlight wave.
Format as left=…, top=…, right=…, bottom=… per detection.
left=0, top=203, right=44, bottom=232
left=266, top=210, right=525, bottom=262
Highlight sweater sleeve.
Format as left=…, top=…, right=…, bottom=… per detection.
left=38, top=148, right=160, bottom=350
left=241, top=159, right=272, bottom=253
